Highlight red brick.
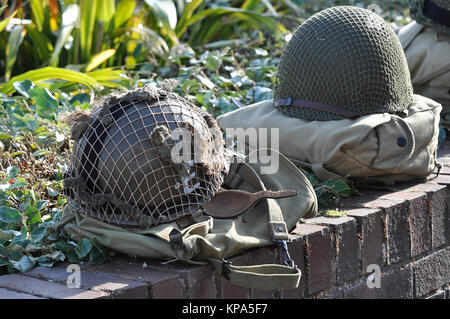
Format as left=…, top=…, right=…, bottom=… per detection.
left=381, top=191, right=431, bottom=257
left=413, top=247, right=450, bottom=297
left=135, top=259, right=216, bottom=299
left=348, top=197, right=410, bottom=265
left=429, top=186, right=450, bottom=249
left=0, top=274, right=108, bottom=299
left=293, top=224, right=332, bottom=295
left=406, top=193, right=431, bottom=256
left=219, top=254, right=251, bottom=299
left=24, top=265, right=149, bottom=299
left=403, top=183, right=450, bottom=249
left=0, top=287, right=45, bottom=299
left=248, top=245, right=279, bottom=299
left=434, top=164, right=450, bottom=175
left=430, top=174, right=450, bottom=185
left=342, top=264, right=413, bottom=299
left=281, top=235, right=305, bottom=299
left=346, top=208, right=385, bottom=274
left=113, top=257, right=216, bottom=299
left=305, top=216, right=359, bottom=284
left=425, top=289, right=446, bottom=299
left=82, top=258, right=183, bottom=299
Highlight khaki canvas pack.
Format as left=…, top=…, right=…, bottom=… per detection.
left=398, top=21, right=450, bottom=125
left=55, top=149, right=318, bottom=290
left=217, top=95, right=441, bottom=185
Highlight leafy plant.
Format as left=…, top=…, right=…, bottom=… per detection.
left=0, top=79, right=110, bottom=274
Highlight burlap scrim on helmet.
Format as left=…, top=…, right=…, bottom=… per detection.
left=274, top=6, right=414, bottom=121
left=410, top=0, right=450, bottom=35
left=63, top=84, right=229, bottom=228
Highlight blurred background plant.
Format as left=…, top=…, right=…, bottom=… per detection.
left=0, top=0, right=411, bottom=274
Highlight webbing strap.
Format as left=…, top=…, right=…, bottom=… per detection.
left=275, top=98, right=361, bottom=119
left=208, top=258, right=301, bottom=290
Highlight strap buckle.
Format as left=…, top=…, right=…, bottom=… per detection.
left=222, top=258, right=232, bottom=281
left=273, top=237, right=296, bottom=269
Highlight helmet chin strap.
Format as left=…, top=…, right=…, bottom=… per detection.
left=275, top=98, right=361, bottom=119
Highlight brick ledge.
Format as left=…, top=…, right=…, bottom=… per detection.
left=0, top=140, right=449, bottom=299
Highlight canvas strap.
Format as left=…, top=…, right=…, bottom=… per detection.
left=208, top=258, right=301, bottom=290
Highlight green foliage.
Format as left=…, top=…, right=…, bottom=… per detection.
left=298, top=167, right=359, bottom=206
left=0, top=0, right=287, bottom=82
left=320, top=209, right=348, bottom=218
left=0, top=81, right=110, bottom=274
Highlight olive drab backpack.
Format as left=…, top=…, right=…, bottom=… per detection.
left=217, top=96, right=441, bottom=185
left=56, top=85, right=318, bottom=290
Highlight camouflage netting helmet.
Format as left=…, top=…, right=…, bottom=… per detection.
left=410, top=0, right=450, bottom=35
left=274, top=6, right=414, bottom=121
left=63, top=84, right=230, bottom=228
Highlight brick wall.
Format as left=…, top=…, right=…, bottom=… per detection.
left=0, top=141, right=449, bottom=299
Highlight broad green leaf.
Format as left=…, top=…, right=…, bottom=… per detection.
left=10, top=255, right=35, bottom=272
left=96, top=0, right=115, bottom=27
left=175, top=0, right=203, bottom=37
left=30, top=226, right=48, bottom=243
left=6, top=165, right=20, bottom=180
left=0, top=206, right=21, bottom=224
left=144, top=0, right=178, bottom=44
left=0, top=10, right=16, bottom=33
left=30, top=0, right=45, bottom=31
left=31, top=149, right=52, bottom=157
left=5, top=25, right=26, bottom=81
left=195, top=75, right=215, bottom=89
left=12, top=80, right=35, bottom=98
left=89, top=246, right=106, bottom=264
left=0, top=67, right=100, bottom=95
left=35, top=251, right=65, bottom=267
left=50, top=4, right=79, bottom=67
left=0, top=229, right=21, bottom=241
left=25, top=25, right=53, bottom=61
left=75, top=238, right=92, bottom=259
left=86, top=49, right=116, bottom=72
left=131, top=26, right=169, bottom=59
left=79, top=0, right=97, bottom=62
left=29, top=87, right=59, bottom=120
left=204, top=52, right=222, bottom=71
left=114, top=0, right=136, bottom=28
left=89, top=238, right=109, bottom=264
left=69, top=93, right=90, bottom=105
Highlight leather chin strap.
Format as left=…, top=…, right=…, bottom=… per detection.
left=275, top=98, right=361, bottom=119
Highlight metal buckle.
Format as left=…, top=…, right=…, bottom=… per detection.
left=273, top=237, right=296, bottom=269
left=222, top=259, right=232, bottom=281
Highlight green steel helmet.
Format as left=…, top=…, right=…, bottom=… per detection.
left=410, top=0, right=450, bottom=35
left=274, top=6, right=414, bottom=121
left=63, top=85, right=229, bottom=228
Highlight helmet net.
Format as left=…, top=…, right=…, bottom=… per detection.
left=63, top=85, right=229, bottom=228
left=274, top=6, right=413, bottom=121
